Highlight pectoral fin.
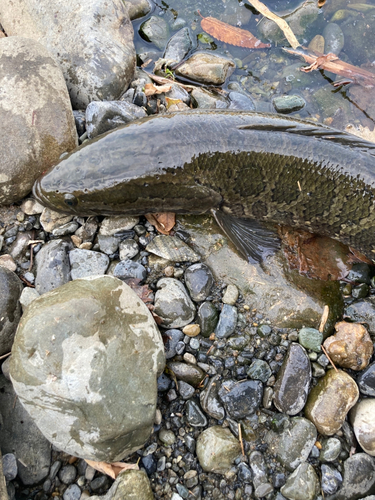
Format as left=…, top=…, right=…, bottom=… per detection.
left=212, top=210, right=280, bottom=263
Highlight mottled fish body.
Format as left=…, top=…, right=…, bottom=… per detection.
left=33, top=110, right=375, bottom=261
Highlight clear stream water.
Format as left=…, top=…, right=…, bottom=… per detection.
left=133, top=0, right=375, bottom=133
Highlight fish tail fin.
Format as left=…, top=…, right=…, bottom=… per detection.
left=212, top=209, right=280, bottom=264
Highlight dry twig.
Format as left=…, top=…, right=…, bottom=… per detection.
left=321, top=344, right=338, bottom=372
left=319, top=305, right=329, bottom=333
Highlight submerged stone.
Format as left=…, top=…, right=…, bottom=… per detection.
left=10, top=275, right=165, bottom=461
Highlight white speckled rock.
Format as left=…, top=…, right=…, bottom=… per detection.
left=350, top=399, right=375, bottom=456
left=10, top=275, right=165, bottom=461
left=0, top=0, right=136, bottom=109
left=0, top=37, right=77, bottom=205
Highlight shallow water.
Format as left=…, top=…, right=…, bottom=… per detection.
left=133, top=0, right=375, bottom=133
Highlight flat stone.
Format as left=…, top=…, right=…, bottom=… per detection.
left=0, top=37, right=77, bottom=205
left=176, top=52, right=235, bottom=85
left=40, top=209, right=74, bottom=233
left=97, top=234, right=121, bottom=255
left=10, top=276, right=165, bottom=461
left=35, top=239, right=72, bottom=294
left=113, top=259, right=146, bottom=283
left=280, top=463, right=319, bottom=500
left=273, top=95, right=306, bottom=113
left=99, top=216, right=139, bottom=236
left=330, top=453, right=375, bottom=500
left=323, top=321, right=373, bottom=371
left=200, top=375, right=226, bottom=420
left=0, top=267, right=23, bottom=356
left=146, top=235, right=200, bottom=263
left=304, top=369, right=359, bottom=435
left=0, top=0, right=136, bottom=109
left=266, top=417, right=317, bottom=471
left=186, top=400, right=207, bottom=427
left=273, top=343, right=311, bottom=415
left=350, top=399, right=375, bottom=456
left=218, top=379, right=263, bottom=419
left=69, top=249, right=109, bottom=280
left=119, top=239, right=139, bottom=260
left=154, top=278, right=196, bottom=329
left=196, top=426, right=241, bottom=473
left=139, top=15, right=169, bottom=50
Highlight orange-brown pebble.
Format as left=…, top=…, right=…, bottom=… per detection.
left=182, top=324, right=200, bottom=337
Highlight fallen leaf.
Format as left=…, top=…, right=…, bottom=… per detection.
left=165, top=97, right=183, bottom=110
left=246, top=0, right=300, bottom=49
left=145, top=213, right=176, bottom=235
left=144, top=82, right=172, bottom=96
left=199, top=12, right=270, bottom=49
left=318, top=0, right=326, bottom=6
left=85, top=460, right=138, bottom=479
left=126, top=278, right=154, bottom=304
left=284, top=46, right=375, bottom=88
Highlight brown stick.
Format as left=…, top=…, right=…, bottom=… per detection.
left=321, top=344, right=338, bottom=372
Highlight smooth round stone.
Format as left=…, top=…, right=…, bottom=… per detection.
left=198, top=301, right=219, bottom=338
left=0, top=267, right=23, bottom=356
left=52, top=221, right=79, bottom=237
left=182, top=324, right=200, bottom=337
left=196, top=426, right=241, bottom=473
left=332, top=453, right=375, bottom=500
left=218, top=379, right=263, bottom=419
left=238, top=463, right=253, bottom=482
left=320, top=437, right=342, bottom=462
left=69, top=248, right=110, bottom=280
left=119, top=239, right=139, bottom=260
left=186, top=400, right=207, bottom=427
left=280, top=463, right=319, bottom=500
left=139, top=15, right=169, bottom=49
left=176, top=52, right=236, bottom=85
left=222, top=284, right=239, bottom=305
left=167, top=361, right=205, bottom=387
left=164, top=27, right=192, bottom=63
left=323, top=22, right=344, bottom=55
left=97, top=234, right=120, bottom=255
left=298, top=327, right=322, bottom=352
left=184, top=263, right=213, bottom=302
left=247, top=359, right=272, bottom=383
left=215, top=304, right=238, bottom=339
left=357, top=362, right=375, bottom=396
left=323, top=321, right=373, bottom=371
left=10, top=276, right=165, bottom=461
left=350, top=399, right=375, bottom=456
left=200, top=375, right=226, bottom=420
left=154, top=278, right=196, bottom=329
left=113, top=259, right=147, bottom=283
left=273, top=95, right=306, bottom=113
left=178, top=380, right=195, bottom=400
left=59, top=465, right=77, bottom=484
left=266, top=417, right=317, bottom=472
left=2, top=453, right=17, bottom=481
left=159, top=429, right=176, bottom=446
left=273, top=343, right=311, bottom=415
left=99, top=470, right=154, bottom=500
left=63, top=484, right=81, bottom=500
left=257, top=324, right=271, bottom=337
left=163, top=329, right=184, bottom=359
left=321, top=464, right=342, bottom=495
left=304, top=369, right=359, bottom=435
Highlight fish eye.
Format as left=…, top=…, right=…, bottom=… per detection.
left=64, top=194, right=78, bottom=207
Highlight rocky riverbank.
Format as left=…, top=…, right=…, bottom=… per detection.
left=2, top=1, right=375, bottom=500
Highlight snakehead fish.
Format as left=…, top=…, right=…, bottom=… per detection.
left=33, top=110, right=375, bottom=262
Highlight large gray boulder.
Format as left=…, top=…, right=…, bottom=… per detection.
left=10, top=275, right=165, bottom=461
left=0, top=0, right=136, bottom=109
left=0, top=36, right=77, bottom=205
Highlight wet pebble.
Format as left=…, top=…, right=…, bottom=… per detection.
left=2, top=453, right=17, bottom=481
left=218, top=379, right=263, bottom=418
left=222, top=284, right=239, bottom=305
left=159, top=429, right=176, bottom=446
left=350, top=399, right=375, bottom=456
left=319, top=437, right=342, bottom=462
left=332, top=453, right=375, bottom=500
left=139, top=15, right=170, bottom=49
left=119, top=239, right=139, bottom=260
left=184, top=263, right=213, bottom=302
left=163, top=27, right=192, bottom=63
left=178, top=380, right=195, bottom=399
left=357, top=361, right=375, bottom=396
left=280, top=463, right=319, bottom=500
left=200, top=375, right=226, bottom=420
left=69, top=248, right=109, bottom=280
left=113, top=259, right=147, bottom=283
left=321, top=464, right=342, bottom=495
left=35, top=239, right=72, bottom=294
left=198, top=301, right=219, bottom=337
left=176, top=52, right=235, bottom=85
left=168, top=361, right=205, bottom=387
left=323, top=22, right=344, bottom=55
left=154, top=278, right=196, bottom=328
left=163, top=329, right=184, bottom=359
left=63, top=484, right=81, bottom=500
left=97, top=234, right=120, bottom=255
left=186, top=399, right=207, bottom=427
left=272, top=95, right=306, bottom=113
left=215, top=304, right=237, bottom=339
left=247, top=359, right=272, bottom=383
left=196, top=426, right=241, bottom=473
left=228, top=91, right=255, bottom=111
left=59, top=464, right=77, bottom=484
left=298, top=327, right=322, bottom=352
left=273, top=343, right=311, bottom=415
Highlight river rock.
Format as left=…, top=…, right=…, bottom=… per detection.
left=198, top=301, right=219, bottom=337
left=10, top=275, right=165, bottom=461
left=0, top=0, right=136, bottom=109
left=139, top=16, right=170, bottom=50
left=176, top=53, right=235, bottom=85
left=69, top=248, right=110, bottom=279
left=321, top=464, right=342, bottom=496
left=218, top=379, right=263, bottom=418
left=167, top=361, right=205, bottom=387
left=90, top=470, right=155, bottom=500
left=298, top=327, right=322, bottom=352
left=323, top=23, right=345, bottom=55
left=344, top=296, right=375, bottom=333
left=125, top=0, right=151, bottom=21
left=280, top=463, right=319, bottom=500
left=184, top=263, right=214, bottom=302
left=86, top=101, right=147, bottom=139
left=266, top=417, right=317, bottom=471
left=35, top=239, right=72, bottom=294
left=190, top=88, right=229, bottom=109
left=0, top=37, right=77, bottom=205
left=164, top=27, right=192, bottom=63
left=273, top=95, right=306, bottom=113
left=0, top=375, right=51, bottom=485
left=323, top=321, right=373, bottom=371
left=330, top=453, right=375, bottom=500
left=304, top=369, right=359, bottom=435
left=215, top=304, right=238, bottom=339
left=273, top=343, right=311, bottom=415
left=357, top=361, right=375, bottom=396
left=0, top=267, right=23, bottom=356
left=320, top=437, right=342, bottom=462
left=40, top=209, right=74, bottom=233
left=350, top=399, right=375, bottom=456
left=19, top=286, right=40, bottom=312
left=113, top=259, right=147, bottom=283
left=186, top=400, right=207, bottom=427
left=196, top=426, right=241, bottom=473
left=163, top=329, right=184, bottom=359
left=146, top=235, right=200, bottom=263
left=228, top=91, right=256, bottom=111
left=99, top=216, right=139, bottom=236
left=200, top=375, right=226, bottom=420
left=154, top=278, right=196, bottom=328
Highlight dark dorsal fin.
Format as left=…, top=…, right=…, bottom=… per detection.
left=212, top=209, right=280, bottom=264
left=237, top=122, right=375, bottom=157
